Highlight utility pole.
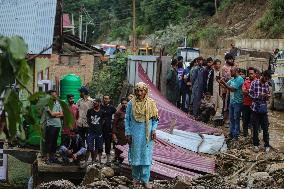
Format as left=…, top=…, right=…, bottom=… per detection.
left=132, top=0, right=136, bottom=53
left=79, top=7, right=83, bottom=41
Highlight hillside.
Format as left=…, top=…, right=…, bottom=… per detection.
left=63, top=0, right=284, bottom=48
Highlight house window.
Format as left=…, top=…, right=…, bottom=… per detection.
left=45, top=67, right=49, bottom=80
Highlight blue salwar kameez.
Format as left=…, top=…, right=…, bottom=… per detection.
left=125, top=101, right=158, bottom=183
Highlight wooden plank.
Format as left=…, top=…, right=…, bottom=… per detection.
left=37, top=158, right=86, bottom=173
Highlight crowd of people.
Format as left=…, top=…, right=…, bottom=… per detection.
left=43, top=83, right=157, bottom=188
left=166, top=53, right=272, bottom=152
left=43, top=87, right=134, bottom=166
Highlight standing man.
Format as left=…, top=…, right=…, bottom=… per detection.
left=77, top=86, right=93, bottom=144
left=166, top=59, right=179, bottom=106
left=45, top=90, right=63, bottom=164
left=212, top=59, right=223, bottom=116
left=112, top=97, right=128, bottom=163
left=191, top=57, right=205, bottom=118
left=218, top=67, right=244, bottom=140
left=249, top=70, right=271, bottom=152
left=125, top=82, right=159, bottom=189
left=242, top=67, right=256, bottom=137
left=177, top=57, right=184, bottom=109
left=204, top=57, right=214, bottom=95
left=101, top=95, right=117, bottom=165
left=221, top=53, right=235, bottom=123
left=62, top=94, right=79, bottom=141
left=86, top=99, right=104, bottom=164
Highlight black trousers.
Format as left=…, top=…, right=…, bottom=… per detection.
left=78, top=127, right=88, bottom=146
left=103, top=132, right=112, bottom=155
left=45, top=126, right=60, bottom=154
left=251, top=111, right=269, bottom=147
left=242, top=105, right=251, bottom=136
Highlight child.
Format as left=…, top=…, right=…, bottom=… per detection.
left=59, top=129, right=86, bottom=165
left=200, top=93, right=216, bottom=123
left=86, top=98, right=104, bottom=164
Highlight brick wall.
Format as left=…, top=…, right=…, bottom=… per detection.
left=49, top=53, right=97, bottom=88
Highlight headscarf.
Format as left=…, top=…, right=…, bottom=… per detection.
left=132, top=82, right=158, bottom=143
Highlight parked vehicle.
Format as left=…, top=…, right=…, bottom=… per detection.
left=177, top=47, right=200, bottom=67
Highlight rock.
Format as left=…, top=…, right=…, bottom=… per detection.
left=101, top=167, right=115, bottom=178
left=81, top=166, right=103, bottom=186
left=250, top=172, right=271, bottom=181
left=194, top=185, right=205, bottom=189
left=172, top=176, right=192, bottom=189
left=91, top=181, right=111, bottom=189
left=277, top=178, right=283, bottom=184
left=116, top=184, right=129, bottom=189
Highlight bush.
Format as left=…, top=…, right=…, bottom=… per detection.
left=257, top=0, right=284, bottom=38
left=89, top=53, right=128, bottom=105
left=197, top=25, right=225, bottom=46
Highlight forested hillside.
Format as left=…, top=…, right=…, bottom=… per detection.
left=63, top=0, right=284, bottom=50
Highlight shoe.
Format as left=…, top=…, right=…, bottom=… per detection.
left=265, top=147, right=270, bottom=153
left=253, top=146, right=259, bottom=152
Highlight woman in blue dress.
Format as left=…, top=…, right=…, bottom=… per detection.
left=125, top=82, right=159, bottom=189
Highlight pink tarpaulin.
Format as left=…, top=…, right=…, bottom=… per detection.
left=137, top=63, right=221, bottom=134
left=118, top=63, right=219, bottom=179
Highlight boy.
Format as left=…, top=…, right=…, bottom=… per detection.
left=86, top=99, right=104, bottom=164
left=59, top=129, right=86, bottom=165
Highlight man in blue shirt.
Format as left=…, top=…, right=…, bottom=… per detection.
left=218, top=67, right=244, bottom=140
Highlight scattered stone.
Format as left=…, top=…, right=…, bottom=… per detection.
left=90, top=181, right=111, bottom=189
left=116, top=184, right=129, bottom=189
left=37, top=179, right=76, bottom=189
left=81, top=165, right=103, bottom=186
left=101, top=167, right=115, bottom=178
left=172, top=176, right=192, bottom=189
left=250, top=172, right=271, bottom=181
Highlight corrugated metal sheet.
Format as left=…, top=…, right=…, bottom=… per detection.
left=0, top=0, right=57, bottom=54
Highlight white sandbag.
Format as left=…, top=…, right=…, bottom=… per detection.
left=156, top=130, right=203, bottom=152
left=198, top=134, right=226, bottom=154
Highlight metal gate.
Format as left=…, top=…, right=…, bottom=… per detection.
left=127, top=55, right=159, bottom=87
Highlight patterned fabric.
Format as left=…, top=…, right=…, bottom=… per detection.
left=249, top=80, right=270, bottom=112
left=125, top=101, right=158, bottom=166
left=77, top=97, right=93, bottom=127
left=132, top=82, right=159, bottom=143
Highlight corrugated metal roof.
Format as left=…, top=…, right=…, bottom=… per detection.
left=0, top=0, right=57, bottom=55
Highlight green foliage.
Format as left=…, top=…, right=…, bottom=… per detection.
left=218, top=0, right=234, bottom=11
left=90, top=53, right=127, bottom=105
left=59, top=100, right=75, bottom=128
left=257, top=0, right=284, bottom=38
left=0, top=36, right=74, bottom=141
left=4, top=90, right=22, bottom=138
left=197, top=25, right=225, bottom=46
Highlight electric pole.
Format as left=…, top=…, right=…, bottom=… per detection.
left=132, top=0, right=136, bottom=53
left=79, top=7, right=83, bottom=41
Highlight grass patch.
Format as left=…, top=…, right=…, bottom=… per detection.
left=0, top=155, right=31, bottom=189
